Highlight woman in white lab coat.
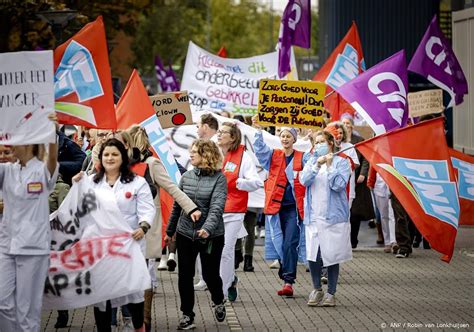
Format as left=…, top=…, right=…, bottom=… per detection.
left=75, top=138, right=155, bottom=332
left=300, top=130, right=352, bottom=308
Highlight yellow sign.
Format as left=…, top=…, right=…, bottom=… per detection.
left=257, top=79, right=326, bottom=129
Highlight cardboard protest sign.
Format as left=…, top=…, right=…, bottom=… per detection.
left=257, top=79, right=326, bottom=129
left=150, top=91, right=193, bottom=129
left=407, top=89, right=443, bottom=118
left=181, top=41, right=297, bottom=116
left=43, top=179, right=150, bottom=310
left=0, top=51, right=56, bottom=145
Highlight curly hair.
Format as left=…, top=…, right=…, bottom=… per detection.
left=93, top=138, right=135, bottom=184
left=191, top=139, right=222, bottom=174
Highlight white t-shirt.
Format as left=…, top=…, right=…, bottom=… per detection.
left=340, top=142, right=359, bottom=199
left=310, top=164, right=329, bottom=223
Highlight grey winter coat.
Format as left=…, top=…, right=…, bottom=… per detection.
left=166, top=168, right=227, bottom=240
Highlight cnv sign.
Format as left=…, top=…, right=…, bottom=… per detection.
left=337, top=50, right=409, bottom=135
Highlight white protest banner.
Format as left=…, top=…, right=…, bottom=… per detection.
left=407, top=89, right=444, bottom=118
left=43, top=179, right=150, bottom=310
left=181, top=41, right=298, bottom=116
left=150, top=91, right=193, bottom=129
left=165, top=112, right=311, bottom=208
left=0, top=51, right=55, bottom=144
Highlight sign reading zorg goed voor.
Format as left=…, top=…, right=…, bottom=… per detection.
left=149, top=91, right=193, bottom=129
left=257, top=79, right=326, bottom=129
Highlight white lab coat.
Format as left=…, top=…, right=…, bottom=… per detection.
left=0, top=158, right=59, bottom=332
left=88, top=174, right=156, bottom=310
left=304, top=164, right=352, bottom=267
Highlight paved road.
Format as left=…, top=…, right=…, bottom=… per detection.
left=41, top=225, right=474, bottom=331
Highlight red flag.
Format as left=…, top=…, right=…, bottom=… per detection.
left=313, top=22, right=364, bottom=120
left=54, top=16, right=116, bottom=129
left=356, top=118, right=459, bottom=262
left=449, top=148, right=474, bottom=226
left=115, top=69, right=155, bottom=130
left=217, top=46, right=227, bottom=58
left=115, top=69, right=175, bottom=246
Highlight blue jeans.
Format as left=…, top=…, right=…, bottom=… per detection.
left=308, top=248, right=339, bottom=295
left=278, top=204, right=301, bottom=284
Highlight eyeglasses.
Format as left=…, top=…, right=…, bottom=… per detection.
left=217, top=130, right=231, bottom=135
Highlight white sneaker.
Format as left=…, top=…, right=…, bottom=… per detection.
left=269, top=259, right=279, bottom=269
left=194, top=280, right=208, bottom=291
left=321, top=293, right=336, bottom=307
left=157, top=256, right=168, bottom=270
left=259, top=229, right=266, bottom=238
left=307, top=289, right=324, bottom=306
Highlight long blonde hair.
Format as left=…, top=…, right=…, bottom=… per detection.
left=126, top=125, right=151, bottom=153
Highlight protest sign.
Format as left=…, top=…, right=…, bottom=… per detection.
left=0, top=50, right=55, bottom=145
left=407, top=89, right=443, bottom=118
left=43, top=179, right=151, bottom=310
left=181, top=41, right=297, bottom=116
left=257, top=79, right=326, bottom=129
left=150, top=91, right=193, bottom=129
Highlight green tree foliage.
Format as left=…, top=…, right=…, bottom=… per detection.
left=132, top=0, right=318, bottom=76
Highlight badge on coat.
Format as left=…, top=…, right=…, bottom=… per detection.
left=224, top=161, right=237, bottom=173
left=27, top=182, right=43, bottom=194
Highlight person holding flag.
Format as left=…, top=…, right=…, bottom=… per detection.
left=300, top=129, right=352, bottom=307
left=252, top=117, right=306, bottom=297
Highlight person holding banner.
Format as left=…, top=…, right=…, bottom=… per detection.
left=165, top=139, right=228, bottom=330
left=73, top=138, right=155, bottom=332
left=252, top=118, right=306, bottom=298
left=300, top=130, right=352, bottom=307
left=0, top=114, right=59, bottom=332
left=217, top=122, right=263, bottom=302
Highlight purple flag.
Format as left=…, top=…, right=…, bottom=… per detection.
left=337, top=50, right=409, bottom=135
left=278, top=0, right=311, bottom=78
left=408, top=16, right=468, bottom=107
left=155, top=56, right=180, bottom=92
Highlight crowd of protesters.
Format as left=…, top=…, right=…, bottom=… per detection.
left=0, top=110, right=431, bottom=332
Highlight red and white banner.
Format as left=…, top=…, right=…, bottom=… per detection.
left=43, top=179, right=150, bottom=310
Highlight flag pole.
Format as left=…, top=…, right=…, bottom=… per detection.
left=324, top=90, right=335, bottom=98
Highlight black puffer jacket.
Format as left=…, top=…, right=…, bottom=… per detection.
left=166, top=168, right=227, bottom=240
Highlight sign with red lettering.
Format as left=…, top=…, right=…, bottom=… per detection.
left=43, top=180, right=150, bottom=310
left=181, top=41, right=298, bottom=116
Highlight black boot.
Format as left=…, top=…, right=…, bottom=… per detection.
left=54, top=310, right=69, bottom=329
left=235, top=249, right=243, bottom=269
left=243, top=255, right=254, bottom=272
